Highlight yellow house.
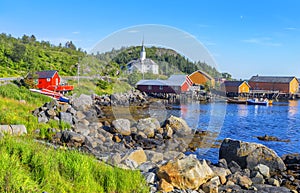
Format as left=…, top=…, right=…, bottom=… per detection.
left=223, top=81, right=250, bottom=94
left=188, top=70, right=215, bottom=88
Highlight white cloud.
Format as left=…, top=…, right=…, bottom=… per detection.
left=72, top=31, right=80, bottom=34
left=127, top=30, right=139, bottom=33
left=242, top=37, right=281, bottom=47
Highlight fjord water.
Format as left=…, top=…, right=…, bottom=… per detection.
left=171, top=100, right=300, bottom=163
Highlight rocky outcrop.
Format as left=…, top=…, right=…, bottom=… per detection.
left=31, top=93, right=299, bottom=193
left=219, top=138, right=286, bottom=173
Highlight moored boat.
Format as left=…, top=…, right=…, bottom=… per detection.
left=247, top=98, right=268, bottom=106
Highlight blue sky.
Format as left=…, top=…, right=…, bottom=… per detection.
left=0, top=0, right=299, bottom=79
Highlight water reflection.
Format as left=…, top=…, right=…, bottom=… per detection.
left=237, top=104, right=248, bottom=117
left=288, top=100, right=298, bottom=118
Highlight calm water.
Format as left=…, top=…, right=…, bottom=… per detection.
left=168, top=100, right=300, bottom=163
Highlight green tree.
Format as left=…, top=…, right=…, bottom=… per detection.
left=128, top=70, right=142, bottom=85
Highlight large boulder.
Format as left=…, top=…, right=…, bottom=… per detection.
left=157, top=155, right=214, bottom=190
left=112, top=119, right=131, bottom=136
left=165, top=115, right=192, bottom=136
left=71, top=94, right=93, bottom=111
left=219, top=138, right=286, bottom=172
left=0, top=125, right=12, bottom=135
left=11, top=125, right=27, bottom=135
left=136, top=117, right=160, bottom=138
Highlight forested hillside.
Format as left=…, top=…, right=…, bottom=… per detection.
left=0, top=33, right=228, bottom=79
left=97, top=46, right=222, bottom=77
left=0, top=33, right=86, bottom=77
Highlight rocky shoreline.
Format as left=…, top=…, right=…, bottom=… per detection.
left=30, top=91, right=300, bottom=193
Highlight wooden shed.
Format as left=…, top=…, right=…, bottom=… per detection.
left=188, top=70, right=215, bottom=88
left=136, top=74, right=190, bottom=94
left=222, top=81, right=250, bottom=97
left=248, top=76, right=299, bottom=94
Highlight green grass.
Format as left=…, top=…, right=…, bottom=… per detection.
left=69, top=78, right=132, bottom=96
left=0, top=136, right=149, bottom=193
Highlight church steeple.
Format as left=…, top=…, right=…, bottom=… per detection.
left=140, top=37, right=146, bottom=61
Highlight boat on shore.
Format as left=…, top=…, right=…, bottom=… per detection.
left=226, top=98, right=247, bottom=104
left=30, top=88, right=70, bottom=103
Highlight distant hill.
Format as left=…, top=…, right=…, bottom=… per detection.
left=0, top=33, right=86, bottom=77
left=96, top=46, right=222, bottom=77
left=0, top=33, right=228, bottom=79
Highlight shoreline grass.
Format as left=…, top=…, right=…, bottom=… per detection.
left=0, top=136, right=149, bottom=193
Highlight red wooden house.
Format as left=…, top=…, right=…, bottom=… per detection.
left=28, top=70, right=73, bottom=92
left=136, top=74, right=191, bottom=94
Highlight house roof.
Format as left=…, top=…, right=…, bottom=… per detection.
left=224, top=81, right=249, bottom=87
left=189, top=70, right=214, bottom=80
left=136, top=74, right=187, bottom=87
left=36, top=70, right=58, bottom=78
left=249, top=76, right=297, bottom=83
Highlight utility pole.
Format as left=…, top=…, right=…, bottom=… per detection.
left=77, top=62, right=80, bottom=86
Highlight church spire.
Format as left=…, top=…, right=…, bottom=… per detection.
left=140, top=36, right=146, bottom=61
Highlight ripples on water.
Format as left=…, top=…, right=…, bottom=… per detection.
left=167, top=100, right=300, bottom=163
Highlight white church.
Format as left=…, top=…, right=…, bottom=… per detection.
left=127, top=42, right=159, bottom=74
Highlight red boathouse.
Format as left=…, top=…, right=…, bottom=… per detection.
left=28, top=70, right=74, bottom=92
left=136, top=74, right=191, bottom=94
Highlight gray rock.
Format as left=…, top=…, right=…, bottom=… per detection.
left=228, top=160, right=242, bottom=174
left=219, top=138, right=286, bottom=172
left=136, top=117, right=160, bottom=138
left=251, top=171, right=265, bottom=184
left=107, top=153, right=122, bottom=165
left=201, top=176, right=220, bottom=193
left=143, top=172, right=156, bottom=184
left=76, top=111, right=86, bottom=120
left=254, top=164, right=270, bottom=178
left=84, top=136, right=97, bottom=148
left=165, top=115, right=192, bottom=136
left=112, top=119, right=131, bottom=136
left=0, top=125, right=12, bottom=135
left=11, top=125, right=27, bottom=135
left=61, top=130, right=85, bottom=145
left=46, top=109, right=56, bottom=117
left=74, top=123, right=90, bottom=136
left=122, top=158, right=138, bottom=169
left=60, top=112, right=73, bottom=125
left=72, top=94, right=93, bottom=111
left=144, top=150, right=164, bottom=163
left=38, top=111, right=48, bottom=123
left=254, top=184, right=291, bottom=193
left=138, top=161, right=158, bottom=173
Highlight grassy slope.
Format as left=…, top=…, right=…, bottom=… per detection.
left=0, top=83, right=149, bottom=193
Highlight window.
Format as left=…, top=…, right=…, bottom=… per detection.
left=46, top=78, right=51, bottom=82
left=159, top=85, right=163, bottom=90
left=148, top=85, right=152, bottom=90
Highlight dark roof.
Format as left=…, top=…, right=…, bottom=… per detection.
left=36, top=70, right=58, bottom=78
left=249, top=76, right=297, bottom=83
left=224, top=81, right=245, bottom=87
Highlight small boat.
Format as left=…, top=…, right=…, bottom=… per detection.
left=247, top=98, right=268, bottom=106
left=227, top=98, right=247, bottom=104
left=30, top=88, right=69, bottom=103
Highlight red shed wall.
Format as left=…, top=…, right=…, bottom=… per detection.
left=249, top=82, right=290, bottom=93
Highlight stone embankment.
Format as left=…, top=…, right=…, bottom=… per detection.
left=32, top=92, right=300, bottom=193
